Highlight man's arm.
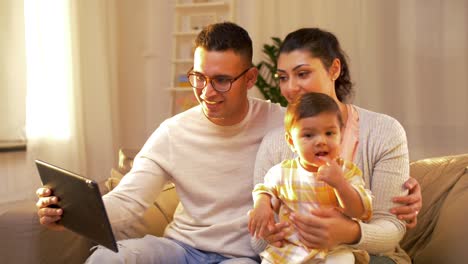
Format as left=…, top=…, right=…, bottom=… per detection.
left=104, top=156, right=170, bottom=234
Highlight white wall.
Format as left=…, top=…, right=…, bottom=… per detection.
left=1, top=0, right=467, bottom=204
left=115, top=0, right=468, bottom=160
left=0, top=0, right=39, bottom=204
left=0, top=0, right=27, bottom=144
left=238, top=0, right=468, bottom=160
left=115, top=0, right=173, bottom=150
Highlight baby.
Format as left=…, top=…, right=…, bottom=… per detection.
left=249, top=92, right=373, bottom=264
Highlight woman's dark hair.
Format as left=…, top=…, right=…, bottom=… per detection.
left=194, top=22, right=253, bottom=66
left=279, top=28, right=353, bottom=103
left=285, top=92, right=343, bottom=132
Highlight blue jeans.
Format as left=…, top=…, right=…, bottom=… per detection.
left=85, top=235, right=260, bottom=264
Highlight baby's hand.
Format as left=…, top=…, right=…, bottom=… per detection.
left=317, top=157, right=346, bottom=189
left=248, top=201, right=275, bottom=239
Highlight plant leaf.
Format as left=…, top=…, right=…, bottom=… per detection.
left=255, top=37, right=287, bottom=106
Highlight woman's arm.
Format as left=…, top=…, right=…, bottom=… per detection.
left=253, top=127, right=293, bottom=187
left=289, top=207, right=361, bottom=249
left=352, top=112, right=410, bottom=253
left=250, top=127, right=293, bottom=253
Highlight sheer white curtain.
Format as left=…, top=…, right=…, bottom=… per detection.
left=0, top=0, right=118, bottom=204
left=242, top=0, right=468, bottom=160
left=24, top=0, right=86, bottom=173
left=0, top=0, right=27, bottom=148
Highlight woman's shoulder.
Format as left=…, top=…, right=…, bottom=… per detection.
left=354, top=105, right=406, bottom=134
left=354, top=105, right=408, bottom=151
left=255, top=126, right=293, bottom=175
left=354, top=105, right=397, bottom=122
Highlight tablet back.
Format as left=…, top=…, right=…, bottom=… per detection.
left=35, top=160, right=118, bottom=252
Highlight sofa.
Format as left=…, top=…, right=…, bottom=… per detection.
left=1, top=150, right=467, bottom=264
left=0, top=149, right=179, bottom=264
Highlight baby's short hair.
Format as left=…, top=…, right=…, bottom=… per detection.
left=284, top=92, right=344, bottom=132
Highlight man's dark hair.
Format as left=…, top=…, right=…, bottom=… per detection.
left=285, top=92, right=343, bottom=132
left=194, top=22, right=253, bottom=65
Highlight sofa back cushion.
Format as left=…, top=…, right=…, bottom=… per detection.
left=401, top=153, right=468, bottom=263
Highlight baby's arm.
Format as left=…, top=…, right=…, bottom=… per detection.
left=248, top=193, right=275, bottom=238
left=317, top=157, right=372, bottom=220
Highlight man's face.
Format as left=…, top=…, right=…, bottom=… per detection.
left=191, top=47, right=254, bottom=126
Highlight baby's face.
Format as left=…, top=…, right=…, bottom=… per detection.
left=288, top=112, right=342, bottom=172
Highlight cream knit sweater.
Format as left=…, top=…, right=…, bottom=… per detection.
left=103, top=97, right=284, bottom=258
left=252, top=105, right=411, bottom=263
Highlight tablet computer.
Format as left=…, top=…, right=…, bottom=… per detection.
left=35, top=159, right=118, bottom=252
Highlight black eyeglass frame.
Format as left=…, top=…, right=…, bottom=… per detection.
left=186, top=67, right=252, bottom=93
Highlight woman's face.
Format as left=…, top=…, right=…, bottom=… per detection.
left=276, top=50, right=339, bottom=103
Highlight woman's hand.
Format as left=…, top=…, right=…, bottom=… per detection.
left=390, top=177, right=422, bottom=229
left=36, top=187, right=65, bottom=231
left=289, top=207, right=361, bottom=249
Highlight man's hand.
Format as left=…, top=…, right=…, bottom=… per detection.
left=390, top=177, right=422, bottom=229
left=36, top=187, right=65, bottom=231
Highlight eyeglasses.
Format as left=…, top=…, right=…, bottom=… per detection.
left=187, top=67, right=252, bottom=93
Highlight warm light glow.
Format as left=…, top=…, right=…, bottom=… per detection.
left=24, top=0, right=73, bottom=140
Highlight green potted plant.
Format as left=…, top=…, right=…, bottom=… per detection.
left=255, top=37, right=288, bottom=107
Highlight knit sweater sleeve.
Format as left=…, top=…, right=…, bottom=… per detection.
left=103, top=122, right=172, bottom=238
left=251, top=127, right=293, bottom=254
left=351, top=108, right=410, bottom=254
left=253, top=127, right=293, bottom=186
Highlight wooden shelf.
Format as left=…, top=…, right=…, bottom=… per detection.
left=175, top=2, right=229, bottom=14
left=170, top=0, right=235, bottom=116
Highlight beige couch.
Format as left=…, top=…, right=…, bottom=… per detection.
left=1, top=150, right=467, bottom=264
left=400, top=153, right=468, bottom=263
left=0, top=149, right=179, bottom=264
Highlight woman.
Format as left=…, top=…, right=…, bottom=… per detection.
left=252, top=28, right=422, bottom=263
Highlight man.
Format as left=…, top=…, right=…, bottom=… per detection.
left=36, top=22, right=285, bottom=263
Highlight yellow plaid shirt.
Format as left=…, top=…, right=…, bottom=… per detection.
left=253, top=158, right=373, bottom=264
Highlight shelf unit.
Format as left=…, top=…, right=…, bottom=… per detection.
left=169, top=0, right=235, bottom=116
